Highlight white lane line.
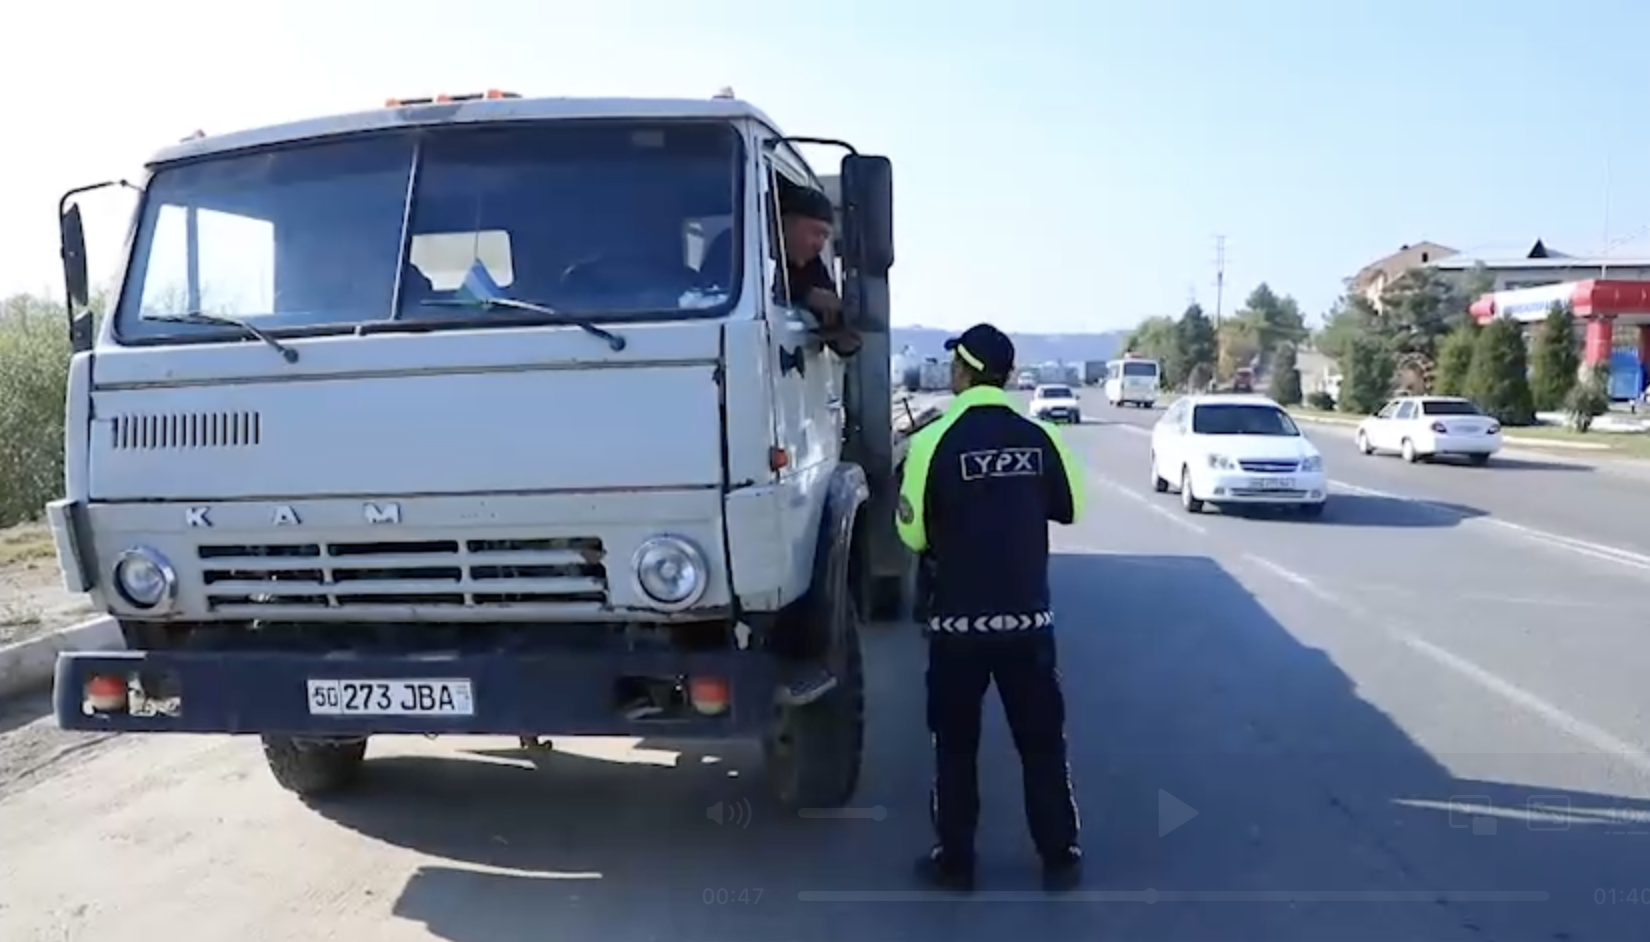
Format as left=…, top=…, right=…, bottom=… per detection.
left=1107, top=423, right=1151, bottom=438
left=1239, top=548, right=1650, bottom=778
left=1090, top=473, right=1209, bottom=536
left=1330, top=478, right=1650, bottom=575
left=1240, top=553, right=1341, bottom=606
left=1396, top=632, right=1650, bottom=779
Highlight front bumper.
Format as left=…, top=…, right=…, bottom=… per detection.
left=55, top=646, right=779, bottom=738
left=1195, top=469, right=1328, bottom=504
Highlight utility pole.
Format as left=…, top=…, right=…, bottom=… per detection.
left=1213, top=235, right=1227, bottom=385
left=1213, top=235, right=1227, bottom=329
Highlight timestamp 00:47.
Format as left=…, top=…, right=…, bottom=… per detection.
left=703, top=888, right=764, bottom=905
left=1595, top=889, right=1650, bottom=905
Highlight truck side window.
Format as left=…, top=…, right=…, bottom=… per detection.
left=762, top=160, right=791, bottom=308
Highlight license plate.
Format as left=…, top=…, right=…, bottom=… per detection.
left=1252, top=477, right=1294, bottom=490
left=307, top=678, right=475, bottom=716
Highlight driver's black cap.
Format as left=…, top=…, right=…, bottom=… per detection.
left=944, top=323, right=1015, bottom=378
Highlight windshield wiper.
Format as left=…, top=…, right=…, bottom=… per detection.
left=146, top=312, right=300, bottom=363
left=420, top=297, right=627, bottom=351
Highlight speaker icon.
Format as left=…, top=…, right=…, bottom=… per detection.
left=706, top=797, right=753, bottom=828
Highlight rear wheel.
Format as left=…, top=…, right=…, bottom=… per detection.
left=1401, top=439, right=1420, bottom=463
left=1356, top=431, right=1374, bottom=455
left=262, top=736, right=367, bottom=797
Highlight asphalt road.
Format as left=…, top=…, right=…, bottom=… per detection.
left=5, top=387, right=1650, bottom=942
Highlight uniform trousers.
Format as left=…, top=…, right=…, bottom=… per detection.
left=925, top=628, right=1080, bottom=863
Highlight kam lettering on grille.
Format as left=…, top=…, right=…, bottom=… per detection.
left=959, top=447, right=1042, bottom=481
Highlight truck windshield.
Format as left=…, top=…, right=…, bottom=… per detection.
left=114, top=121, right=744, bottom=344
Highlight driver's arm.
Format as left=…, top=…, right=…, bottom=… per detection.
left=796, top=258, right=861, bottom=356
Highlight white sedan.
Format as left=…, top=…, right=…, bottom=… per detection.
left=1030, top=384, right=1082, bottom=424
left=1355, top=396, right=1502, bottom=465
left=1150, top=394, right=1328, bottom=518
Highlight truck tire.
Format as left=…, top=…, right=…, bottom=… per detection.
left=764, top=563, right=866, bottom=810
left=261, top=735, right=367, bottom=797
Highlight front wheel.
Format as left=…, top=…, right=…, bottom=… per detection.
left=764, top=559, right=866, bottom=810
left=1356, top=431, right=1373, bottom=455
left=1179, top=467, right=1204, bottom=514
left=1151, top=453, right=1169, bottom=493
left=262, top=736, right=367, bottom=798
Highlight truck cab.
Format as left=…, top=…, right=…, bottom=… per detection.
left=48, top=91, right=904, bottom=811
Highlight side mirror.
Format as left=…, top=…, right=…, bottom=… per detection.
left=60, top=203, right=90, bottom=310
left=839, top=154, right=893, bottom=277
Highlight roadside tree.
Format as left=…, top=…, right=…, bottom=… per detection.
left=1338, top=335, right=1393, bottom=414
left=1432, top=322, right=1478, bottom=397
left=1122, top=315, right=1186, bottom=388
left=1528, top=303, right=1580, bottom=412
left=1270, top=342, right=1302, bottom=405
left=1465, top=317, right=1535, bottom=425
left=1176, top=303, right=1217, bottom=387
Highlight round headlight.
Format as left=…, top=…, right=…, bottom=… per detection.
left=113, top=547, right=176, bottom=609
left=631, top=536, right=708, bottom=610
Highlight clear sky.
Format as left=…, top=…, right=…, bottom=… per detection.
left=5, top=0, right=1649, bottom=333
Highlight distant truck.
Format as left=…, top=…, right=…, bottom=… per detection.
left=1082, top=360, right=1107, bottom=386
left=48, top=89, right=915, bottom=812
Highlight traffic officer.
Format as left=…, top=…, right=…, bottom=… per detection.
left=895, top=322, right=1085, bottom=894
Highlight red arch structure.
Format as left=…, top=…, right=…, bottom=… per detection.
left=1470, top=279, right=1650, bottom=368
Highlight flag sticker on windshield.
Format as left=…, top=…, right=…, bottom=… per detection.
left=960, top=448, right=1042, bottom=481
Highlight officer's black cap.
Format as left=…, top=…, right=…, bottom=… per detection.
left=780, top=185, right=835, bottom=224
left=944, top=324, right=1015, bottom=378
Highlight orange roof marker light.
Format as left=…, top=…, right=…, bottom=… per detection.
left=384, top=89, right=521, bottom=107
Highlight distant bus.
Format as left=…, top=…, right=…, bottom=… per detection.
left=1105, top=355, right=1160, bottom=408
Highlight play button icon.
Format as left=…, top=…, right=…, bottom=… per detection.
left=1159, top=789, right=1199, bottom=837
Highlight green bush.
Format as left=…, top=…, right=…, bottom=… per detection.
left=1269, top=343, right=1302, bottom=405
left=1565, top=364, right=1612, bottom=432
left=0, top=294, right=71, bottom=527
left=1338, top=336, right=1392, bottom=415
left=1304, top=390, right=1335, bottom=411
left=1528, top=303, right=1580, bottom=412
left=1432, top=322, right=1477, bottom=397
left=1465, top=317, right=1536, bottom=426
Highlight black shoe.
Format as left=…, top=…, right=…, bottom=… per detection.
left=914, top=847, right=976, bottom=893
left=1041, top=847, right=1084, bottom=892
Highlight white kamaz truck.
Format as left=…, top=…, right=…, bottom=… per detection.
left=48, top=90, right=912, bottom=811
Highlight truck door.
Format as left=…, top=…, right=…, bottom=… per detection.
left=763, top=150, right=841, bottom=478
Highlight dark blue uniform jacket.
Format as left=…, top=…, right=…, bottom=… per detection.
left=895, top=385, right=1085, bottom=635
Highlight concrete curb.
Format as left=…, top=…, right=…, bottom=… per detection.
left=1288, top=411, right=1613, bottom=451
left=0, top=615, right=124, bottom=702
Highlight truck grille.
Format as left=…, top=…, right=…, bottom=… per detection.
left=1237, top=460, right=1299, bottom=473
left=197, top=536, right=608, bottom=614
